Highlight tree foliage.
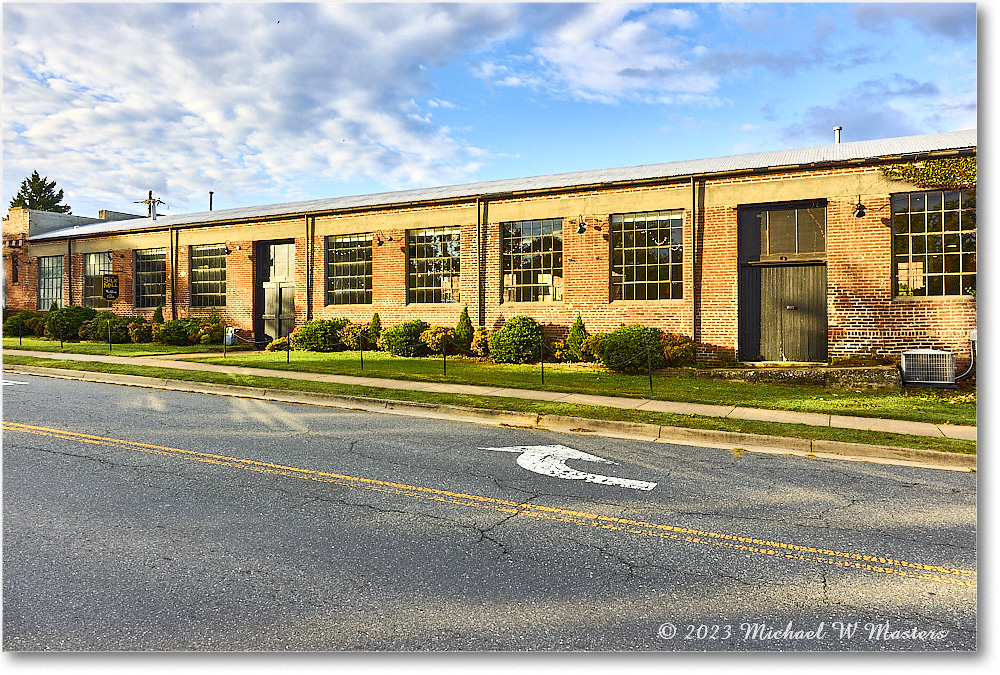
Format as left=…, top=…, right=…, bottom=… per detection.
left=9, top=170, right=72, bottom=213
left=879, top=157, right=976, bottom=190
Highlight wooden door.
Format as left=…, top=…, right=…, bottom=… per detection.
left=759, top=264, right=827, bottom=362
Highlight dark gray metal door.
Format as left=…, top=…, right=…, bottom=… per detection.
left=255, top=241, right=295, bottom=345
left=262, top=281, right=295, bottom=342
left=760, top=264, right=827, bottom=362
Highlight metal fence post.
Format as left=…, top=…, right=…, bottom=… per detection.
left=647, top=346, right=653, bottom=393
left=539, top=341, right=544, bottom=385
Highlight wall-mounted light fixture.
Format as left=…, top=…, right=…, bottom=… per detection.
left=376, top=236, right=384, bottom=246
left=224, top=247, right=233, bottom=255
left=576, top=216, right=587, bottom=234
left=853, top=196, right=866, bottom=218
left=107, top=250, right=114, bottom=262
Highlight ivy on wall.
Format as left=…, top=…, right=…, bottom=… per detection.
left=879, top=156, right=976, bottom=189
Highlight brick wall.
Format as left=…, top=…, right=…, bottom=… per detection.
left=3, top=163, right=976, bottom=369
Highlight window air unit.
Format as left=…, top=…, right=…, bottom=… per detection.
left=900, top=349, right=956, bottom=388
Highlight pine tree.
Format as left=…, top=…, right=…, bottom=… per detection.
left=455, top=305, right=473, bottom=350
left=565, top=313, right=589, bottom=362
left=9, top=171, right=71, bottom=213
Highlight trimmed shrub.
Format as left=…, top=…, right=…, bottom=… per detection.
left=265, top=336, right=290, bottom=352
left=129, top=321, right=154, bottom=343
left=3, top=310, right=44, bottom=337
left=599, top=324, right=666, bottom=374
left=339, top=321, right=369, bottom=350
left=454, top=306, right=473, bottom=351
left=151, top=304, right=164, bottom=324
left=564, top=313, right=589, bottom=362
left=660, top=332, right=696, bottom=367
left=291, top=318, right=350, bottom=351
left=379, top=319, right=430, bottom=357
left=420, top=325, right=456, bottom=355
left=470, top=326, right=490, bottom=357
left=582, top=333, right=607, bottom=363
left=158, top=318, right=202, bottom=345
left=367, top=312, right=382, bottom=346
left=488, top=315, right=545, bottom=364
left=45, top=305, right=97, bottom=342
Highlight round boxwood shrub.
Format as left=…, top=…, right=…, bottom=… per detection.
left=265, top=336, right=291, bottom=352
left=488, top=315, right=545, bottom=364
left=599, top=324, right=666, bottom=374
left=420, top=325, right=457, bottom=355
left=44, top=305, right=97, bottom=341
left=379, top=319, right=430, bottom=357
left=158, top=318, right=202, bottom=345
left=3, top=310, right=44, bottom=337
left=291, top=318, right=350, bottom=351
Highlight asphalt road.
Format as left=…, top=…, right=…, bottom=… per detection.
left=1, top=374, right=977, bottom=651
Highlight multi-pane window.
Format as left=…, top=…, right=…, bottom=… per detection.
left=408, top=227, right=461, bottom=303
left=758, top=204, right=826, bottom=260
left=501, top=218, right=563, bottom=302
left=892, top=189, right=976, bottom=297
left=38, top=255, right=64, bottom=309
left=326, top=234, right=372, bottom=305
left=190, top=244, right=227, bottom=307
left=82, top=251, right=112, bottom=308
left=134, top=248, right=167, bottom=308
left=611, top=210, right=684, bottom=301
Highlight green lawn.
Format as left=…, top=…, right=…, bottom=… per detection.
left=184, top=348, right=976, bottom=427
left=4, top=336, right=976, bottom=428
left=1, top=354, right=976, bottom=456
left=3, top=336, right=248, bottom=357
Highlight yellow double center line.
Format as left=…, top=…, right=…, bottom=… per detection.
left=4, top=420, right=976, bottom=587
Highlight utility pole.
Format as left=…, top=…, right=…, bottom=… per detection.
left=134, top=190, right=167, bottom=220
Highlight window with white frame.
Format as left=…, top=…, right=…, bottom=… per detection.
left=610, top=210, right=684, bottom=301
left=892, top=189, right=976, bottom=297
left=38, top=255, right=64, bottom=309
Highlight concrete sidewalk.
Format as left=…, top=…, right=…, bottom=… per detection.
left=3, top=348, right=976, bottom=441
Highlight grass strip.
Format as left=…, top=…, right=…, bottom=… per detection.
left=183, top=350, right=976, bottom=427
left=3, top=355, right=975, bottom=456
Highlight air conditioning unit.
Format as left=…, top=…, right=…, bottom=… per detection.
left=900, top=349, right=956, bottom=388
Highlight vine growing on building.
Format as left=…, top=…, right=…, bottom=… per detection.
left=879, top=156, right=976, bottom=189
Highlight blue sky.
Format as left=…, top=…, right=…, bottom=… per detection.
left=2, top=2, right=979, bottom=218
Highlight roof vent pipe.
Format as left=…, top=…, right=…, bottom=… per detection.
left=834, top=126, right=842, bottom=143
left=209, top=191, right=214, bottom=211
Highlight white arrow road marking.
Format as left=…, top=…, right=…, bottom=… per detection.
left=482, top=444, right=657, bottom=491
left=2, top=380, right=29, bottom=386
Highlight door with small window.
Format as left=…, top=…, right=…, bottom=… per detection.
left=255, top=241, right=295, bottom=346
left=738, top=202, right=828, bottom=362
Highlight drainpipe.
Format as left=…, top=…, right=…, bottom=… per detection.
left=690, top=176, right=698, bottom=352
left=169, top=226, right=176, bottom=319
left=305, top=215, right=313, bottom=320
left=476, top=196, right=486, bottom=327
left=66, top=238, right=73, bottom=305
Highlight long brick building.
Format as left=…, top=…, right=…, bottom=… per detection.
left=2, top=129, right=977, bottom=366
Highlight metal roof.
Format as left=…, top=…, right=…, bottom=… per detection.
left=31, top=128, right=976, bottom=242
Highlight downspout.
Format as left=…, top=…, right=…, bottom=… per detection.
left=66, top=238, right=73, bottom=306
left=690, top=176, right=697, bottom=355
left=305, top=215, right=313, bottom=320
left=476, top=196, right=486, bottom=327
left=169, top=226, right=176, bottom=319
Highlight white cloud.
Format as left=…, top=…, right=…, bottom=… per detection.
left=2, top=2, right=518, bottom=214
left=492, top=4, right=711, bottom=105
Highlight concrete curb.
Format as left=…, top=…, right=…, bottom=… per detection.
left=4, top=364, right=975, bottom=472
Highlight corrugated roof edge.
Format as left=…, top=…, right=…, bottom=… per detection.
left=31, top=128, right=976, bottom=242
